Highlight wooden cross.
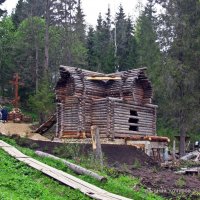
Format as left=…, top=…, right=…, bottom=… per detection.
left=9, top=73, right=24, bottom=108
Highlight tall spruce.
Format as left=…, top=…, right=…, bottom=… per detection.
left=115, top=4, right=136, bottom=71
left=87, top=26, right=97, bottom=70
left=115, top=4, right=127, bottom=71
left=155, top=0, right=200, bottom=156
left=124, top=16, right=137, bottom=69
left=12, top=0, right=46, bottom=28
left=135, top=0, right=161, bottom=94
left=74, top=0, right=85, bottom=43
left=101, top=7, right=115, bottom=73
left=95, top=12, right=104, bottom=72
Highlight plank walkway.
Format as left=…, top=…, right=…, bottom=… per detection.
left=0, top=140, right=131, bottom=200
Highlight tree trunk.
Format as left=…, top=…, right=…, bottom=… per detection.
left=35, top=151, right=107, bottom=182
left=35, top=42, right=39, bottom=93
left=179, top=125, right=186, bottom=157
left=44, top=0, right=50, bottom=75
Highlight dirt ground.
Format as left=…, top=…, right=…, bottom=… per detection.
left=0, top=122, right=50, bottom=141
left=130, top=167, right=200, bottom=199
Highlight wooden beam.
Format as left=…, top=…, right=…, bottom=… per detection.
left=85, top=76, right=121, bottom=80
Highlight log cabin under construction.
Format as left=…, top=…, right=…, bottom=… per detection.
left=55, top=65, right=158, bottom=140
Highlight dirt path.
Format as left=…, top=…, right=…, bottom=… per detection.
left=0, top=122, right=50, bottom=141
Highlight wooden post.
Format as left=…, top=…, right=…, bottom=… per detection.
left=91, top=125, right=103, bottom=167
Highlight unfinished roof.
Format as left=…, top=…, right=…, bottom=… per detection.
left=56, top=65, right=153, bottom=104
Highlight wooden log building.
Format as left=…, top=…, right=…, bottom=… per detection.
left=55, top=65, right=157, bottom=140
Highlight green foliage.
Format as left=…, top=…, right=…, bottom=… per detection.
left=52, top=143, right=81, bottom=160
left=132, top=159, right=142, bottom=169
left=154, top=0, right=200, bottom=154
left=175, top=176, right=186, bottom=188
left=28, top=76, right=55, bottom=123
left=14, top=16, right=45, bottom=93
left=0, top=17, right=16, bottom=97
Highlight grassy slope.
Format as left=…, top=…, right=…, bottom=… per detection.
left=0, top=149, right=89, bottom=200
left=0, top=136, right=164, bottom=200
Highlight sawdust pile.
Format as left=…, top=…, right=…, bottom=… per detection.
left=0, top=122, right=50, bottom=141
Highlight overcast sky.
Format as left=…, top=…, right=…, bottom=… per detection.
left=1, top=0, right=147, bottom=26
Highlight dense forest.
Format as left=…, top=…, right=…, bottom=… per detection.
left=0, top=0, right=200, bottom=155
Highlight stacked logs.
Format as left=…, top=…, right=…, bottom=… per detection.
left=55, top=65, right=156, bottom=139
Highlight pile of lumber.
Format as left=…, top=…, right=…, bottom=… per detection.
left=175, top=167, right=200, bottom=175
left=180, top=151, right=200, bottom=162
left=8, top=108, right=32, bottom=123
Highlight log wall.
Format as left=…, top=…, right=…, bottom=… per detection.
left=55, top=66, right=156, bottom=139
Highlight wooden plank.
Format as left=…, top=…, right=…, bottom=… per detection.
left=0, top=140, right=131, bottom=200
left=85, top=76, right=121, bottom=80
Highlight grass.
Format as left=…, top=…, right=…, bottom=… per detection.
left=0, top=149, right=89, bottom=200
left=0, top=135, right=164, bottom=200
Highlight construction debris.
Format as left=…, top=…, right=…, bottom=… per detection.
left=175, top=167, right=200, bottom=175
left=180, top=151, right=200, bottom=161
left=8, top=108, right=32, bottom=123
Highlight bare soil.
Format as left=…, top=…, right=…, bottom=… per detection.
left=0, top=122, right=50, bottom=141
left=130, top=167, right=200, bottom=199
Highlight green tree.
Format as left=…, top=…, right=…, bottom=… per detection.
left=15, top=17, right=45, bottom=94
left=12, top=0, right=46, bottom=28
left=74, top=0, right=86, bottom=43
left=134, top=0, right=161, bottom=96
left=86, top=26, right=97, bottom=70
left=29, top=76, right=55, bottom=124
left=0, top=17, right=15, bottom=97
left=114, top=4, right=137, bottom=71
left=155, top=0, right=200, bottom=156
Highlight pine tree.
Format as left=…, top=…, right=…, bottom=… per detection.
left=94, top=12, right=104, bottom=72
left=155, top=0, right=200, bottom=156
left=115, top=4, right=137, bottom=71
left=115, top=4, right=127, bottom=71
left=123, top=17, right=137, bottom=69
left=101, top=7, right=115, bottom=73
left=74, top=0, right=85, bottom=43
left=87, top=26, right=97, bottom=70
left=134, top=0, right=161, bottom=91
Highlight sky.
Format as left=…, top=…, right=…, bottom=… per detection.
left=1, top=0, right=147, bottom=26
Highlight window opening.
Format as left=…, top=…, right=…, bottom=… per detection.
left=129, top=110, right=139, bottom=131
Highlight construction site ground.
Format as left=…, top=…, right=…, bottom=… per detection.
left=0, top=122, right=199, bottom=199
left=0, top=121, right=50, bottom=141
